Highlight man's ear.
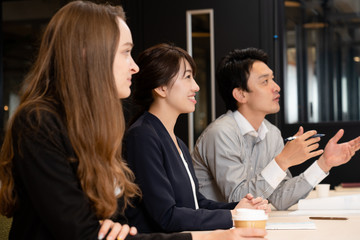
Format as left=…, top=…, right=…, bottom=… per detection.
left=232, top=88, right=247, bottom=104
left=153, top=86, right=168, bottom=98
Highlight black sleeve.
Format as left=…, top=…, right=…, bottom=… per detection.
left=117, top=211, right=192, bottom=240
left=12, top=110, right=100, bottom=239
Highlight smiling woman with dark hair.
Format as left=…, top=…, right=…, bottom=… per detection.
left=124, top=43, right=270, bottom=234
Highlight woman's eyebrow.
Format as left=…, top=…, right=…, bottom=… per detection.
left=122, top=42, right=134, bottom=48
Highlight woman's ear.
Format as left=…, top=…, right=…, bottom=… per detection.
left=232, top=88, right=247, bottom=104
left=153, top=86, right=168, bottom=98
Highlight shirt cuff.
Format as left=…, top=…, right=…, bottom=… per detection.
left=261, top=159, right=287, bottom=189
left=304, top=161, right=329, bottom=187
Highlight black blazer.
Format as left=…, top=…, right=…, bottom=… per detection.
left=9, top=107, right=190, bottom=240
left=124, top=112, right=237, bottom=233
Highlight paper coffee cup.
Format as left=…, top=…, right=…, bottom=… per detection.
left=232, top=208, right=268, bottom=229
left=316, top=184, right=330, bottom=198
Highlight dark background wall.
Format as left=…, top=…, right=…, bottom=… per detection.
left=1, top=0, right=359, bottom=188
left=121, top=0, right=360, bottom=188
left=121, top=0, right=280, bottom=145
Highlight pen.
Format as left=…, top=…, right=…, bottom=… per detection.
left=285, top=134, right=325, bottom=142
left=309, top=217, right=348, bottom=220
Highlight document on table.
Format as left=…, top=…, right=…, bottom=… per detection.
left=289, top=209, right=360, bottom=216
left=297, top=194, right=360, bottom=210
left=266, top=221, right=316, bottom=230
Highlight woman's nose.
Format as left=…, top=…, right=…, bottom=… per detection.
left=193, top=78, right=200, bottom=92
left=131, top=57, right=139, bottom=74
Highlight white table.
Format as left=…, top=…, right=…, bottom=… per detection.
left=267, top=189, right=360, bottom=240
left=267, top=210, right=360, bottom=240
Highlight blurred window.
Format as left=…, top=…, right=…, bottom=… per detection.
left=284, top=0, right=360, bottom=123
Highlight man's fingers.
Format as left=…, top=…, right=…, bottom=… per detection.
left=330, top=129, right=344, bottom=144
left=309, top=149, right=324, bottom=158
left=306, top=136, right=321, bottom=146
left=308, top=143, right=320, bottom=152
left=300, top=130, right=318, bottom=140
left=349, top=136, right=360, bottom=151
left=294, top=126, right=304, bottom=137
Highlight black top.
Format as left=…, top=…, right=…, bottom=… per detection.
left=124, top=112, right=237, bottom=233
left=9, top=106, right=191, bottom=240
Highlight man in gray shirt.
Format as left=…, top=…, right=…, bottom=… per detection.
left=192, top=48, right=360, bottom=210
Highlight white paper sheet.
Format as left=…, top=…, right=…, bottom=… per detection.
left=298, top=194, right=360, bottom=210
left=266, top=221, right=316, bottom=230
left=289, top=209, right=360, bottom=216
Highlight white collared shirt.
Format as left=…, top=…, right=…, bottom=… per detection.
left=233, top=110, right=268, bottom=142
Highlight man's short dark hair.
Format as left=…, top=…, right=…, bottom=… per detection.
left=216, top=47, right=268, bottom=111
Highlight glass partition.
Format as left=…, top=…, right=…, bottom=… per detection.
left=186, top=9, right=215, bottom=150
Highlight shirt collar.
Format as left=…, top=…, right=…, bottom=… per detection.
left=232, top=110, right=268, bottom=141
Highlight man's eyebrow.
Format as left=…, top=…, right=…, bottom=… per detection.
left=258, top=73, right=273, bottom=79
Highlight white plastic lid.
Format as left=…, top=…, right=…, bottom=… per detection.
left=232, top=208, right=268, bottom=221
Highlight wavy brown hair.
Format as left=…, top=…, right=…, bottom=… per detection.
left=0, top=0, right=140, bottom=218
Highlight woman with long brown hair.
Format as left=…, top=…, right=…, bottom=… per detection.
left=0, top=1, right=140, bottom=239
left=0, top=1, right=267, bottom=240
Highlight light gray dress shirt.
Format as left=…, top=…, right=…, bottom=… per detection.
left=192, top=110, right=327, bottom=210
